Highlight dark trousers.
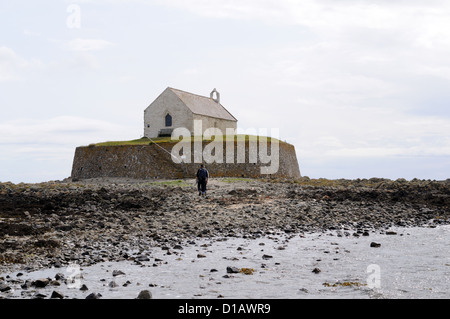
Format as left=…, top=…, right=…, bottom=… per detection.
left=198, top=180, right=207, bottom=193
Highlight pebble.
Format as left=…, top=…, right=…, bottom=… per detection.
left=226, top=266, right=239, bottom=274
left=112, top=270, right=125, bottom=277
left=299, top=288, right=309, bottom=293
left=50, top=290, right=64, bottom=299
left=312, top=268, right=321, bottom=274
left=32, top=278, right=50, bottom=288
left=86, top=292, right=102, bottom=299
left=136, top=290, right=152, bottom=299
left=0, top=284, right=11, bottom=292
left=21, top=280, right=32, bottom=290
left=80, top=284, right=89, bottom=291
left=135, top=255, right=150, bottom=262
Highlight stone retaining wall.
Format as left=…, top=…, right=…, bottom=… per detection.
left=71, top=140, right=301, bottom=180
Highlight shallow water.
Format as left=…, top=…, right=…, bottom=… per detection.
left=1, top=225, right=449, bottom=299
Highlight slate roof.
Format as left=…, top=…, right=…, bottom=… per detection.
left=168, top=87, right=237, bottom=122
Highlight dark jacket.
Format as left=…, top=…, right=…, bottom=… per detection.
left=196, top=168, right=209, bottom=182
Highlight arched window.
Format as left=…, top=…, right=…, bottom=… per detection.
left=165, top=114, right=172, bottom=127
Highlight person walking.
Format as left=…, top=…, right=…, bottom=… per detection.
left=196, top=164, right=209, bottom=197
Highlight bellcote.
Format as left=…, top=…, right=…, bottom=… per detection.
left=210, top=88, right=220, bottom=103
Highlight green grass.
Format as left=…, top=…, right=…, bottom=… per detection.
left=89, top=135, right=282, bottom=147
left=92, top=137, right=171, bottom=146
left=222, top=177, right=256, bottom=183
left=145, top=180, right=191, bottom=187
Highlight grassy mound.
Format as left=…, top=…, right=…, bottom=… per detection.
left=90, top=135, right=282, bottom=147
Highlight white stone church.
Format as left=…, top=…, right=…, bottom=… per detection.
left=144, top=87, right=237, bottom=138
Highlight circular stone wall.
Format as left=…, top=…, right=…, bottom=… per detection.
left=71, top=140, right=301, bottom=181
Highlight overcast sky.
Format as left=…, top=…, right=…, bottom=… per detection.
left=1, top=0, right=450, bottom=183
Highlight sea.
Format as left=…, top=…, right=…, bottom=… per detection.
left=1, top=224, right=449, bottom=299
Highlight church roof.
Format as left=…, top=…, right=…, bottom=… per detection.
left=168, top=87, right=237, bottom=122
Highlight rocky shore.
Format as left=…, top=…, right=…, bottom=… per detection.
left=1, top=176, right=449, bottom=296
